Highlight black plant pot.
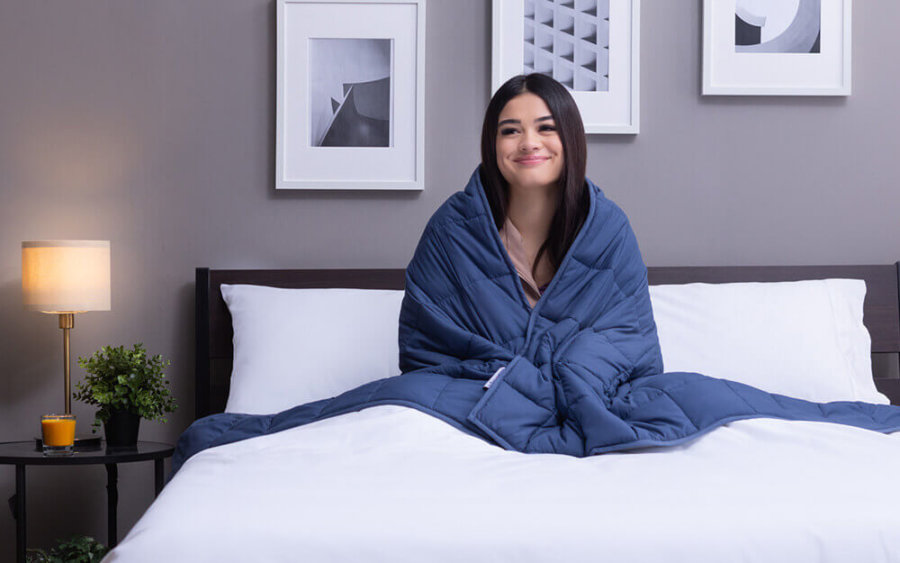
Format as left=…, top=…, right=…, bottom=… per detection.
left=104, top=410, right=141, bottom=448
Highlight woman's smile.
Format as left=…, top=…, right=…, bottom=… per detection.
left=514, top=155, right=550, bottom=165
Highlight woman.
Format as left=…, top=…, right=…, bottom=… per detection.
left=397, top=73, right=666, bottom=453
left=479, top=73, right=590, bottom=307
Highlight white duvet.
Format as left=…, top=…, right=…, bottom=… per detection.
left=107, top=406, right=900, bottom=562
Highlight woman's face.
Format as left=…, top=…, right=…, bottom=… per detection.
left=495, top=92, right=564, bottom=194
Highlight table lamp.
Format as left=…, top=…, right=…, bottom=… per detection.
left=22, top=240, right=111, bottom=414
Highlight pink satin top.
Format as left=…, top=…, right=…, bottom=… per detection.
left=498, top=218, right=552, bottom=308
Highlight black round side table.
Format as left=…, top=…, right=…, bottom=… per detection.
left=0, top=440, right=174, bottom=563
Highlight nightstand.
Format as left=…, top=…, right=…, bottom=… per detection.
left=0, top=440, right=174, bottom=563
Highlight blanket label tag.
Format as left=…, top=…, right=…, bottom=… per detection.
left=484, top=367, right=505, bottom=390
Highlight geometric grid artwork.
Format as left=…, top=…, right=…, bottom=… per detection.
left=735, top=0, right=821, bottom=54
left=523, top=0, right=610, bottom=92
left=308, top=38, right=393, bottom=147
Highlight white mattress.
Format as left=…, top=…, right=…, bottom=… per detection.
left=106, top=406, right=900, bottom=562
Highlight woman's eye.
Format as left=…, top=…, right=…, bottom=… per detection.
left=500, top=128, right=519, bottom=135
left=540, top=125, right=557, bottom=132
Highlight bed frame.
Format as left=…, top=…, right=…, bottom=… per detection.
left=195, top=265, right=900, bottom=419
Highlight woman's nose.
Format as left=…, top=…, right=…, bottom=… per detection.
left=519, top=130, right=541, bottom=151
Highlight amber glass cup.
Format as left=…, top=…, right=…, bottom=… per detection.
left=41, top=414, right=76, bottom=456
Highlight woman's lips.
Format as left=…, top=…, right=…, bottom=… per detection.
left=515, top=156, right=549, bottom=165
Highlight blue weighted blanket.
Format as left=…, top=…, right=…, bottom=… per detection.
left=173, top=168, right=900, bottom=474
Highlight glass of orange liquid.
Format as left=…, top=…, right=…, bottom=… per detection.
left=41, top=414, right=76, bottom=456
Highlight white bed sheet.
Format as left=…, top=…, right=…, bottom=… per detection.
left=106, top=406, right=900, bottom=563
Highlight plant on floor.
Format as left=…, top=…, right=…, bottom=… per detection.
left=26, top=534, right=108, bottom=562
left=73, top=343, right=177, bottom=431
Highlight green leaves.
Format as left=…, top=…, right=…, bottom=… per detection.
left=26, top=535, right=108, bottom=562
left=73, top=343, right=177, bottom=429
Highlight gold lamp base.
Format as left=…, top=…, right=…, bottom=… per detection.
left=59, top=312, right=74, bottom=415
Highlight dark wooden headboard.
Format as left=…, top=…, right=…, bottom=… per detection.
left=195, top=264, right=900, bottom=419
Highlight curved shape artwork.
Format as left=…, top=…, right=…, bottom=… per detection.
left=735, top=0, right=820, bottom=54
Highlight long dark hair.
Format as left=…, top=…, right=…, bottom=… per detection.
left=480, top=73, right=589, bottom=280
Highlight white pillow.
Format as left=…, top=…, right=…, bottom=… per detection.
left=221, top=284, right=404, bottom=414
left=649, top=279, right=888, bottom=404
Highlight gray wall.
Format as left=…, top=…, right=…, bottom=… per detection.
left=1, top=0, right=898, bottom=556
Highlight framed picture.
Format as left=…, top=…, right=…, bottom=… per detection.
left=702, top=0, right=852, bottom=96
left=492, top=0, right=640, bottom=134
left=276, top=0, right=425, bottom=190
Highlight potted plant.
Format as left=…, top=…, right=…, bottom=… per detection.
left=74, top=343, right=176, bottom=447
left=26, top=534, right=108, bottom=562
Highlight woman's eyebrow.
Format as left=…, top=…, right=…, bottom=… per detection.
left=498, top=115, right=554, bottom=126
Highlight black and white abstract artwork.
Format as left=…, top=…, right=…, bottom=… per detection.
left=523, top=0, right=610, bottom=92
left=309, top=38, right=392, bottom=147
left=735, top=0, right=821, bottom=53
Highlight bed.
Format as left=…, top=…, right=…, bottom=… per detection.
left=105, top=265, right=900, bottom=562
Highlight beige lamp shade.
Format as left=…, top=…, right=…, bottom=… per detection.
left=22, top=240, right=111, bottom=313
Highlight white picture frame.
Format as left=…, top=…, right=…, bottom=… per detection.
left=702, top=0, right=852, bottom=96
left=492, top=0, right=640, bottom=134
left=276, top=0, right=425, bottom=190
